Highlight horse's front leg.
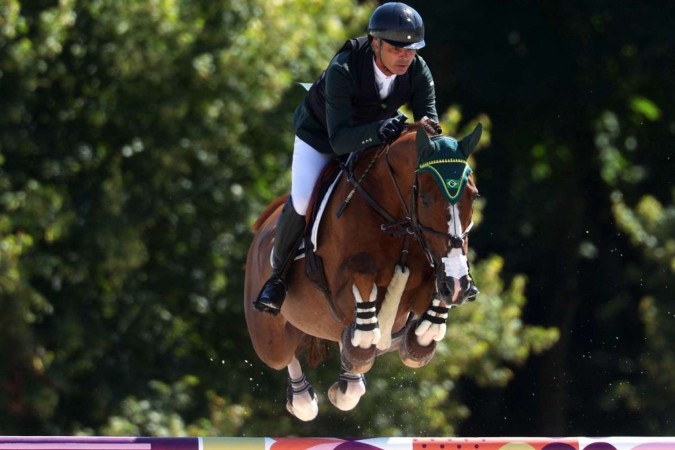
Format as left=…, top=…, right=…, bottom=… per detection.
left=414, top=296, right=451, bottom=346
left=350, top=283, right=381, bottom=348
left=399, top=296, right=450, bottom=369
left=339, top=253, right=380, bottom=373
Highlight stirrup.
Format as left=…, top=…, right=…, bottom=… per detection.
left=253, top=278, right=286, bottom=316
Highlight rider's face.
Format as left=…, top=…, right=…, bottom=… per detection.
left=373, top=39, right=417, bottom=76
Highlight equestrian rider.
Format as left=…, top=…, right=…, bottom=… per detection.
left=254, top=2, right=439, bottom=315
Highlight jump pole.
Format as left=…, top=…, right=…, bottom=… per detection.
left=1, top=437, right=674, bottom=450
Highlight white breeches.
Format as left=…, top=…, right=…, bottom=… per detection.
left=290, top=136, right=334, bottom=215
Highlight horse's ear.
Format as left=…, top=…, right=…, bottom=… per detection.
left=458, top=123, right=482, bottom=158
left=416, top=129, right=434, bottom=160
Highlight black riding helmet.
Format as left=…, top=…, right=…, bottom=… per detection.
left=367, top=2, right=425, bottom=50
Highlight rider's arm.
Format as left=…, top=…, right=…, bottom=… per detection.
left=409, top=56, right=438, bottom=122
left=325, top=63, right=384, bottom=156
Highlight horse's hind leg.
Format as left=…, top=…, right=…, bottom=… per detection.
left=286, top=356, right=319, bottom=421
left=328, top=363, right=366, bottom=411
left=245, top=306, right=319, bottom=420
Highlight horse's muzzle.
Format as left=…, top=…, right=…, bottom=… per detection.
left=436, top=275, right=479, bottom=305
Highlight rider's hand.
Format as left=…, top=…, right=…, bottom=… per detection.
left=377, top=114, right=408, bottom=144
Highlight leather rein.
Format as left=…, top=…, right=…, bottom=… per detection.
left=338, top=141, right=473, bottom=269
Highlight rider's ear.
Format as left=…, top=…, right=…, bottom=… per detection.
left=416, top=129, right=434, bottom=161
left=458, top=123, right=482, bottom=158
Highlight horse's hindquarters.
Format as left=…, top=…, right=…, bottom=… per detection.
left=244, top=205, right=303, bottom=370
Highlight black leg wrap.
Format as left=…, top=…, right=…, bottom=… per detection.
left=420, top=302, right=449, bottom=325
left=354, top=300, right=378, bottom=331
left=338, top=364, right=366, bottom=394
left=287, top=375, right=315, bottom=406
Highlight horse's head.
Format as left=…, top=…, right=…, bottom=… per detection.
left=413, top=124, right=482, bottom=305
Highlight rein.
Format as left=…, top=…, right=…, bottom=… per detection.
left=338, top=137, right=472, bottom=269
left=336, top=146, right=389, bottom=219
left=338, top=144, right=410, bottom=236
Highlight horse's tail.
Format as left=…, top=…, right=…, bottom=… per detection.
left=302, top=335, right=332, bottom=367
left=251, top=195, right=289, bottom=232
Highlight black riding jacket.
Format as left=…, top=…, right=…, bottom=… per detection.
left=293, top=36, right=438, bottom=155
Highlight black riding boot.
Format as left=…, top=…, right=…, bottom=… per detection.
left=253, top=197, right=306, bottom=315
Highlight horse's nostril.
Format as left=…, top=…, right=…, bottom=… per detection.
left=465, top=282, right=479, bottom=301
left=438, top=280, right=454, bottom=299
left=459, top=276, right=479, bottom=302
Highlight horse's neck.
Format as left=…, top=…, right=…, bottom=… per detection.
left=371, top=135, right=418, bottom=191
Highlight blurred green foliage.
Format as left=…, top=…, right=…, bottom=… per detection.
left=1, top=0, right=673, bottom=438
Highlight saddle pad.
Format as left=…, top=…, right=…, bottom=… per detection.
left=269, top=171, right=341, bottom=266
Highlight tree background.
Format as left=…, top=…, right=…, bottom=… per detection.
left=1, top=0, right=673, bottom=437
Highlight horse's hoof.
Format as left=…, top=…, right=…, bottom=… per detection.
left=399, top=320, right=436, bottom=368
left=286, top=392, right=319, bottom=422
left=328, top=381, right=364, bottom=411
left=340, top=326, right=375, bottom=374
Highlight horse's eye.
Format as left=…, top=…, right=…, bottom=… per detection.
left=420, top=192, right=432, bottom=207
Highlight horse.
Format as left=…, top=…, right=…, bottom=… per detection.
left=244, top=121, right=482, bottom=421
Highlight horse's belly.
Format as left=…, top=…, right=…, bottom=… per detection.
left=283, top=293, right=342, bottom=342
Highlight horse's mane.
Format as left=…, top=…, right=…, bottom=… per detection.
left=405, top=119, right=442, bottom=137
left=252, top=120, right=439, bottom=233
left=251, top=195, right=289, bottom=232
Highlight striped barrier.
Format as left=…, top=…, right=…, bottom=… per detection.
left=1, top=437, right=674, bottom=450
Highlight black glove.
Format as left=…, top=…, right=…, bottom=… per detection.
left=377, top=114, right=408, bottom=144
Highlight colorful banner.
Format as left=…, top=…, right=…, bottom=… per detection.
left=0, top=437, right=674, bottom=450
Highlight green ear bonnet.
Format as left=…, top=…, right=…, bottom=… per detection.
left=416, top=135, right=472, bottom=204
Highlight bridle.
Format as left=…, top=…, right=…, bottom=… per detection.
left=338, top=141, right=474, bottom=270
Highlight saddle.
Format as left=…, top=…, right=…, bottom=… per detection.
left=302, top=158, right=343, bottom=303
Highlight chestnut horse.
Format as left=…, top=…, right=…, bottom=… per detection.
left=244, top=122, right=482, bottom=421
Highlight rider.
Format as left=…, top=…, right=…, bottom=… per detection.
left=254, top=2, right=440, bottom=315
